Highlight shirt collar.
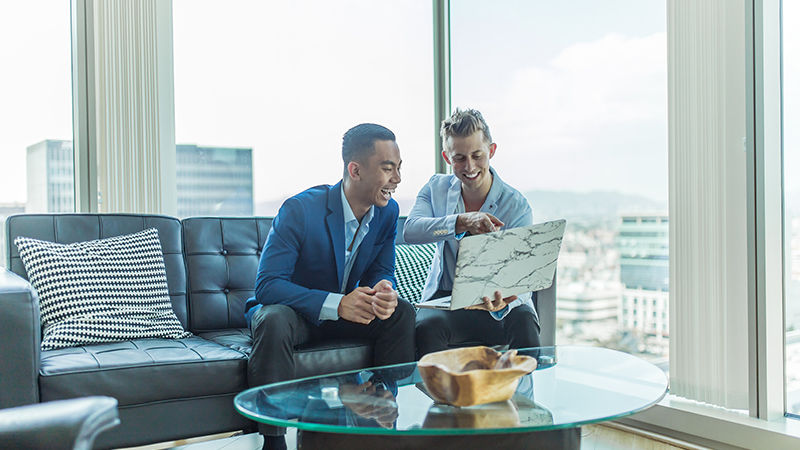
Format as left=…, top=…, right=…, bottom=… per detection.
left=340, top=185, right=374, bottom=225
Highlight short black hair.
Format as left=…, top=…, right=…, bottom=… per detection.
left=342, top=123, right=396, bottom=165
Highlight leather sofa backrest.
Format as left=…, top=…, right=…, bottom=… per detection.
left=182, top=217, right=272, bottom=332
left=4, top=214, right=189, bottom=328
left=183, top=216, right=410, bottom=332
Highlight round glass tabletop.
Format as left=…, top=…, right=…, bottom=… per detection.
left=234, top=346, right=668, bottom=436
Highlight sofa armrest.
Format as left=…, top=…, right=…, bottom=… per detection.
left=0, top=268, right=41, bottom=407
left=0, top=396, right=119, bottom=450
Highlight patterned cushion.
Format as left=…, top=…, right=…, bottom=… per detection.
left=395, top=243, right=436, bottom=303
left=14, top=228, right=191, bottom=350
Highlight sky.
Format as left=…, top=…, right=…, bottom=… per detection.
left=0, top=0, right=796, bottom=214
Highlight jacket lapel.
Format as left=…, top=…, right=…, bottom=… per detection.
left=445, top=176, right=461, bottom=215
left=326, top=181, right=345, bottom=290
left=481, top=167, right=501, bottom=213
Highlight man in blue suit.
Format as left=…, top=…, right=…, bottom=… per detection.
left=245, top=123, right=415, bottom=450
left=404, top=108, right=540, bottom=357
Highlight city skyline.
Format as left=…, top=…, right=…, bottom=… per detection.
left=22, top=140, right=255, bottom=218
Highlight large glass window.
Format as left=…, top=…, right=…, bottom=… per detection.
left=173, top=0, right=434, bottom=217
left=784, top=0, right=800, bottom=417
left=0, top=2, right=74, bottom=266
left=451, top=0, right=667, bottom=367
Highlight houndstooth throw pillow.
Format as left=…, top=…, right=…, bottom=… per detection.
left=395, top=243, right=435, bottom=304
left=14, top=228, right=191, bottom=350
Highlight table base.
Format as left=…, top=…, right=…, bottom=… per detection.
left=297, top=426, right=581, bottom=449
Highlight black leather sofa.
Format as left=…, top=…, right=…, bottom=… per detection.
left=0, top=213, right=556, bottom=449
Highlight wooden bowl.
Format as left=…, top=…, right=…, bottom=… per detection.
left=417, top=346, right=538, bottom=407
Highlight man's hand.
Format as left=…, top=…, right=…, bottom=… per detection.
left=466, top=290, right=517, bottom=312
left=371, top=279, right=398, bottom=320
left=339, top=381, right=399, bottom=429
left=455, top=212, right=504, bottom=235
left=338, top=286, right=377, bottom=324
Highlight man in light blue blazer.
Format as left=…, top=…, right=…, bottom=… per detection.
left=404, top=108, right=540, bottom=356
left=245, top=124, right=415, bottom=450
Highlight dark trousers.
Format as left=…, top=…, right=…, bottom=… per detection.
left=248, top=300, right=416, bottom=436
left=416, top=290, right=541, bottom=357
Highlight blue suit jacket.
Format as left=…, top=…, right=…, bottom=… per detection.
left=245, top=181, right=399, bottom=325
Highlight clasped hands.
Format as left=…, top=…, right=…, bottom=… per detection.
left=338, top=279, right=397, bottom=324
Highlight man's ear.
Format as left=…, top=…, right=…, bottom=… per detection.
left=488, top=143, right=497, bottom=159
left=441, top=150, right=452, bottom=165
left=347, top=161, right=360, bottom=180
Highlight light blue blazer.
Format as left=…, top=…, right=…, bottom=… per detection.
left=403, top=168, right=537, bottom=322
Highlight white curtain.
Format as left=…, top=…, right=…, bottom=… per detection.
left=668, top=0, right=749, bottom=409
left=93, top=0, right=176, bottom=214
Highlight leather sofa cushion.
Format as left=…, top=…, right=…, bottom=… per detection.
left=39, top=337, right=247, bottom=407
left=198, top=329, right=373, bottom=379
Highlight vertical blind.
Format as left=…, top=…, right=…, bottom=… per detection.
left=93, top=0, right=176, bottom=214
left=668, top=0, right=749, bottom=410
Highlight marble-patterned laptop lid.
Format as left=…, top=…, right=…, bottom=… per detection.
left=451, top=219, right=566, bottom=309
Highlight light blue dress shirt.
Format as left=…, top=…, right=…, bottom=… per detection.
left=318, top=187, right=375, bottom=321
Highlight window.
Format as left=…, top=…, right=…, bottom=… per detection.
left=0, top=2, right=74, bottom=266
left=173, top=0, right=434, bottom=217
left=451, top=0, right=667, bottom=362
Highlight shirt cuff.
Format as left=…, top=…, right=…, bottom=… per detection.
left=454, top=231, right=467, bottom=240
left=490, top=305, right=510, bottom=320
left=320, top=293, right=344, bottom=321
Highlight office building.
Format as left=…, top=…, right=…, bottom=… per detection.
left=618, top=214, right=669, bottom=348
left=24, top=142, right=254, bottom=217
left=26, top=140, right=74, bottom=213
left=176, top=144, right=254, bottom=217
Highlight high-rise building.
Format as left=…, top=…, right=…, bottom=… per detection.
left=558, top=282, right=621, bottom=323
left=24, top=141, right=254, bottom=217
left=556, top=226, right=622, bottom=330
left=26, top=140, right=74, bottom=213
left=176, top=144, right=253, bottom=217
left=618, top=213, right=669, bottom=349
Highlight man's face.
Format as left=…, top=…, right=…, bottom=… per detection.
left=442, top=131, right=496, bottom=192
left=353, top=140, right=402, bottom=208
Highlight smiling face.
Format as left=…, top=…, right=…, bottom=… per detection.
left=348, top=139, right=402, bottom=213
left=442, top=131, right=496, bottom=194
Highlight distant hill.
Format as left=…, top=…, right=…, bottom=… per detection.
left=255, top=190, right=666, bottom=227
left=523, top=190, right=666, bottom=228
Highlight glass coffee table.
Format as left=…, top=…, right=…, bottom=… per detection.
left=235, top=346, right=668, bottom=449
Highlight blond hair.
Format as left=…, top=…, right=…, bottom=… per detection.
left=440, top=108, right=493, bottom=147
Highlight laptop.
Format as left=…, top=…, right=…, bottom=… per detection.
left=417, top=219, right=566, bottom=310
